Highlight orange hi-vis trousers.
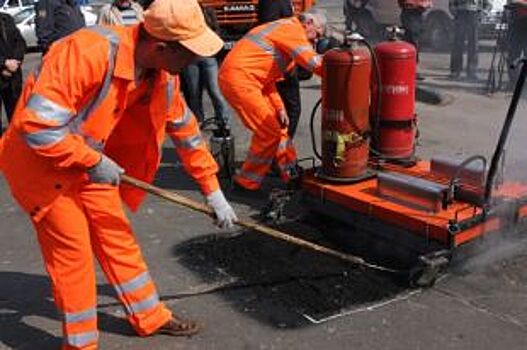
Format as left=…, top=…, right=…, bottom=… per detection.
left=32, top=182, right=172, bottom=350
left=220, top=81, right=297, bottom=190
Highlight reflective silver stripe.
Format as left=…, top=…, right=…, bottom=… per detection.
left=237, top=169, right=265, bottom=184
left=175, top=134, right=203, bottom=149
left=25, top=127, right=69, bottom=147
left=65, top=331, right=98, bottom=347
left=277, top=139, right=292, bottom=151
left=166, top=77, right=175, bottom=112
left=245, top=35, right=289, bottom=73
left=246, top=152, right=273, bottom=165
left=26, top=94, right=73, bottom=125
left=114, top=271, right=151, bottom=297
left=306, top=55, right=322, bottom=72
left=291, top=45, right=312, bottom=60
left=169, top=105, right=192, bottom=129
left=75, top=26, right=120, bottom=126
left=64, top=308, right=97, bottom=324
left=126, top=293, right=160, bottom=315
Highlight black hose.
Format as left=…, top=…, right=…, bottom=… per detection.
left=484, top=58, right=527, bottom=208
left=447, top=155, right=487, bottom=203
left=309, top=98, right=323, bottom=160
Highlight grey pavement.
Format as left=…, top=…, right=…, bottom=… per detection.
left=2, top=1, right=527, bottom=349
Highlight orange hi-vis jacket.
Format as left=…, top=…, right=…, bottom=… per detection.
left=220, top=16, right=322, bottom=111
left=0, top=25, right=219, bottom=221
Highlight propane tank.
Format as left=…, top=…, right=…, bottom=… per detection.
left=320, top=36, right=372, bottom=180
left=372, top=29, right=417, bottom=162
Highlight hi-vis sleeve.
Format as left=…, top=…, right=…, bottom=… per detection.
left=15, top=39, right=108, bottom=170
left=273, top=20, right=323, bottom=76
left=165, top=93, right=220, bottom=196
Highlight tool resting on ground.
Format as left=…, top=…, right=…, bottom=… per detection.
left=121, top=174, right=398, bottom=273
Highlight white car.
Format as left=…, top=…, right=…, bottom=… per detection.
left=12, top=5, right=98, bottom=49
left=0, top=0, right=35, bottom=15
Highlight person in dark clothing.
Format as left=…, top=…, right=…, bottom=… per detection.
left=506, top=1, right=527, bottom=89
left=257, top=0, right=302, bottom=138
left=0, top=12, right=26, bottom=133
left=35, top=0, right=86, bottom=54
left=398, top=1, right=432, bottom=62
left=448, top=0, right=491, bottom=80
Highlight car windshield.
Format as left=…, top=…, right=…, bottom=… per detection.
left=12, top=8, right=32, bottom=24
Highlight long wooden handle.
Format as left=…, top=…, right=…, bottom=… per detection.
left=121, top=174, right=399, bottom=273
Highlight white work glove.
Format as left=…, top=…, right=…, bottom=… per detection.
left=206, top=189, right=238, bottom=229
left=87, top=154, right=124, bottom=186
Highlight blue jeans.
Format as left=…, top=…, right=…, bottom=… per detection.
left=180, top=57, right=231, bottom=129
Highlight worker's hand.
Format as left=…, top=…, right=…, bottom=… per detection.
left=278, top=109, right=289, bottom=129
left=4, top=59, right=20, bottom=73
left=206, top=189, right=238, bottom=229
left=87, top=154, right=124, bottom=186
left=1, top=69, right=12, bottom=78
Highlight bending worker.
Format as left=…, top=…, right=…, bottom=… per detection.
left=0, top=0, right=237, bottom=348
left=219, top=11, right=326, bottom=191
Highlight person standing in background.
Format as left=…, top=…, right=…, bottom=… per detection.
left=97, top=0, right=144, bottom=26
left=448, top=0, right=492, bottom=81
left=180, top=5, right=231, bottom=131
left=35, top=0, right=86, bottom=54
left=0, top=12, right=26, bottom=134
left=506, top=0, right=527, bottom=89
left=398, top=0, right=433, bottom=80
left=257, top=0, right=302, bottom=138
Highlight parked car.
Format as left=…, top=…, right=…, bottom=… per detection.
left=12, top=5, right=99, bottom=50
left=0, top=0, right=35, bottom=15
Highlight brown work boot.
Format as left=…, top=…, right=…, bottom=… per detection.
left=156, top=315, right=201, bottom=337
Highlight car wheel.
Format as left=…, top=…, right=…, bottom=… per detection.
left=423, top=14, right=453, bottom=52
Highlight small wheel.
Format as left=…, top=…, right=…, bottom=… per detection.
left=409, top=266, right=438, bottom=288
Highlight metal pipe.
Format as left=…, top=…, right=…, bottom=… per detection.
left=484, top=58, right=527, bottom=208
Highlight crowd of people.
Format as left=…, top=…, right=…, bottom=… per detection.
left=0, top=0, right=526, bottom=349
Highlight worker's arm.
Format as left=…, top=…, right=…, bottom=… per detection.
left=273, top=21, right=323, bottom=76
left=8, top=14, right=27, bottom=61
left=264, top=84, right=285, bottom=113
left=165, top=82, right=220, bottom=196
left=14, top=37, right=108, bottom=170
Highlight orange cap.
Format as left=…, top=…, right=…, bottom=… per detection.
left=143, top=0, right=224, bottom=56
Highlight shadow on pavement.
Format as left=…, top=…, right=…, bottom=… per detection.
left=0, top=272, right=138, bottom=349
left=172, top=210, right=410, bottom=329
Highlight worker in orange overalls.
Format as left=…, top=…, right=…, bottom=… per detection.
left=0, top=0, right=238, bottom=348
left=219, top=11, right=326, bottom=191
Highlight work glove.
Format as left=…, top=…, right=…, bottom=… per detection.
left=87, top=154, right=124, bottom=186
left=206, top=189, right=238, bottom=229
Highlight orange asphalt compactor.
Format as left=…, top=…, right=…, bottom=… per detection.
left=299, top=35, right=527, bottom=286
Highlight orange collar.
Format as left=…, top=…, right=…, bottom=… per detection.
left=112, top=25, right=140, bottom=81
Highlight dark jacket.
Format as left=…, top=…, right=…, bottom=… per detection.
left=257, top=0, right=294, bottom=24
left=35, top=0, right=85, bottom=52
left=0, top=12, right=26, bottom=88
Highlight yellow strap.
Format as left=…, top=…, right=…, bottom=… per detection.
left=322, top=130, right=363, bottom=163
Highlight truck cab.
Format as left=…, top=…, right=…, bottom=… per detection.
left=199, top=0, right=315, bottom=49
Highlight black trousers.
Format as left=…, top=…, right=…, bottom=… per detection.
left=507, top=14, right=527, bottom=88
left=400, top=8, right=425, bottom=62
left=0, top=71, right=22, bottom=132
left=276, top=70, right=301, bottom=138
left=450, top=10, right=480, bottom=77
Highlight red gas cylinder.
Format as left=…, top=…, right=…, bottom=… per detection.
left=372, top=39, right=416, bottom=161
left=321, top=43, right=371, bottom=179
